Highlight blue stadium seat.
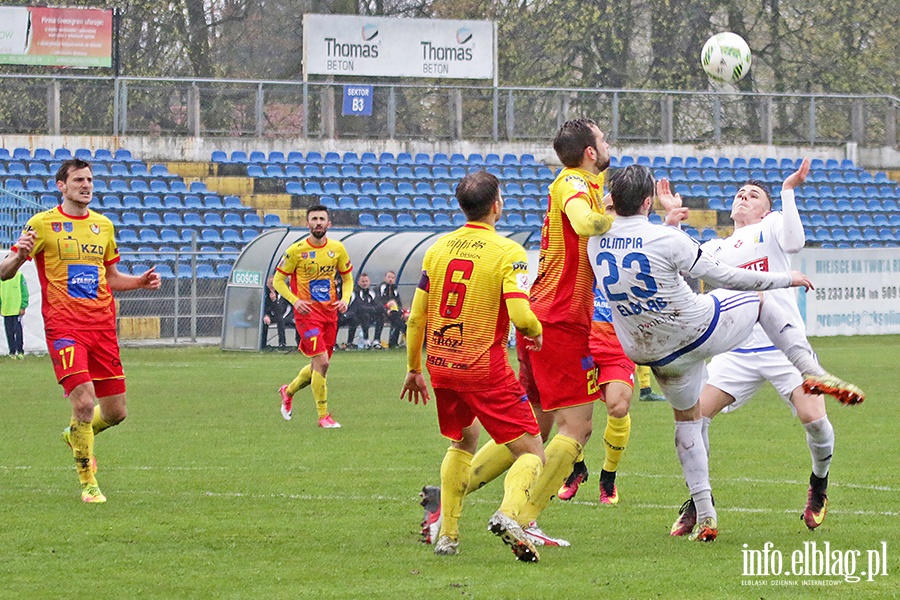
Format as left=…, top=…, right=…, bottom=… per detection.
left=396, top=213, right=415, bottom=227
left=243, top=213, right=264, bottom=227
left=139, top=229, right=161, bottom=244
left=394, top=197, right=412, bottom=211
left=360, top=152, right=377, bottom=165
left=433, top=213, right=453, bottom=228
left=343, top=152, right=361, bottom=165
left=376, top=213, right=396, bottom=228
left=211, top=150, right=228, bottom=163
left=221, top=229, right=241, bottom=244
left=357, top=196, right=375, bottom=210
left=415, top=213, right=435, bottom=227
left=413, top=197, right=431, bottom=211
left=319, top=196, right=337, bottom=210
left=142, top=213, right=162, bottom=227
left=337, top=196, right=356, bottom=210
left=449, top=153, right=467, bottom=165
left=358, top=213, right=377, bottom=228
left=263, top=214, right=283, bottom=227
left=505, top=214, right=526, bottom=228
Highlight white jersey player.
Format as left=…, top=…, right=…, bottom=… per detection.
left=587, top=164, right=864, bottom=543
left=684, top=158, right=838, bottom=532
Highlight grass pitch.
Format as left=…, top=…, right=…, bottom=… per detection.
left=1, top=337, right=898, bottom=599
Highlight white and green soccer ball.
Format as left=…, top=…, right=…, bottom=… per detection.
left=701, top=32, right=752, bottom=84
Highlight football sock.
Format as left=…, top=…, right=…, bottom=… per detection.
left=516, top=434, right=582, bottom=525
left=91, top=405, right=112, bottom=436
left=499, top=453, right=543, bottom=522
left=439, top=447, right=473, bottom=541
left=602, top=414, right=631, bottom=472
left=701, top=416, right=712, bottom=458
left=636, top=365, right=652, bottom=390
left=311, top=370, right=328, bottom=418
left=69, top=418, right=97, bottom=486
left=287, top=365, right=313, bottom=396
left=804, top=416, right=834, bottom=479
left=467, top=439, right=515, bottom=494
left=675, top=419, right=715, bottom=522
left=758, top=301, right=824, bottom=376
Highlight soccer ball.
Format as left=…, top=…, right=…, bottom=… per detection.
left=701, top=32, right=751, bottom=84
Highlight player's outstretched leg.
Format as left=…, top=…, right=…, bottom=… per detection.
left=802, top=472, right=829, bottom=529
left=488, top=510, right=539, bottom=562
left=757, top=301, right=864, bottom=405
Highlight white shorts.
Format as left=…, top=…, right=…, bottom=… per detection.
left=707, top=349, right=806, bottom=417
left=651, top=290, right=761, bottom=411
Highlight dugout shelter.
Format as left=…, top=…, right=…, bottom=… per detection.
left=221, top=227, right=540, bottom=351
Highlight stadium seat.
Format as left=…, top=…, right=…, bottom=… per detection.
left=505, top=214, right=526, bottom=228
left=376, top=213, right=397, bottom=228
left=221, top=229, right=241, bottom=244
left=239, top=213, right=261, bottom=228
left=139, top=229, right=161, bottom=244
left=415, top=213, right=435, bottom=227
left=263, top=214, right=283, bottom=227
left=394, top=197, right=412, bottom=211
left=396, top=213, right=415, bottom=227
left=142, top=213, right=162, bottom=227
left=433, top=213, right=453, bottom=228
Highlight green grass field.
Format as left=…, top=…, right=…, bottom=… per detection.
left=1, top=337, right=898, bottom=599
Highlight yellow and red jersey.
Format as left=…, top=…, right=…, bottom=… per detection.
left=417, top=222, right=532, bottom=391
left=530, top=167, right=606, bottom=328
left=13, top=206, right=119, bottom=330
left=275, top=237, right=352, bottom=319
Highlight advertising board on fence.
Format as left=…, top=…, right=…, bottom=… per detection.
left=0, top=6, right=113, bottom=67
left=795, top=248, right=900, bottom=336
left=303, top=14, right=494, bottom=80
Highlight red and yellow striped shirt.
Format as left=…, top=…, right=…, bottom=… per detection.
left=530, top=167, right=606, bottom=328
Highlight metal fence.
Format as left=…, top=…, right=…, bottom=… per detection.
left=0, top=74, right=896, bottom=147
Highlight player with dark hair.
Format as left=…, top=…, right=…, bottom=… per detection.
left=402, top=170, right=545, bottom=562
left=588, top=164, right=863, bottom=541
left=671, top=158, right=840, bottom=533
left=275, top=205, right=353, bottom=428
left=0, top=158, right=161, bottom=503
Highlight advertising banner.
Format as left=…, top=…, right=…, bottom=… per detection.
left=794, top=248, right=900, bottom=336
left=303, top=14, right=493, bottom=79
left=0, top=6, right=113, bottom=67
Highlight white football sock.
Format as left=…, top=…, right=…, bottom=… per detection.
left=804, top=416, right=834, bottom=479
left=675, top=419, right=715, bottom=522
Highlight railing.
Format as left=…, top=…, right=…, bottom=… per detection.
left=0, top=75, right=896, bottom=147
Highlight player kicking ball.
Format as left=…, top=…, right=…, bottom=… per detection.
left=587, top=165, right=863, bottom=542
